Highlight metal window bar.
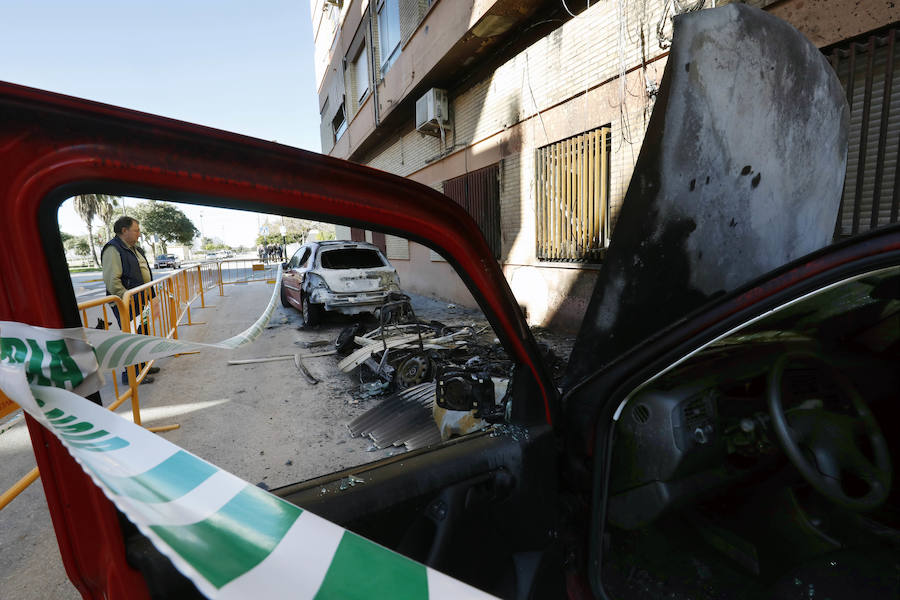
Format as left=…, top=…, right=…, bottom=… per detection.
left=830, top=27, right=900, bottom=238
left=535, top=126, right=610, bottom=262
left=442, top=164, right=501, bottom=259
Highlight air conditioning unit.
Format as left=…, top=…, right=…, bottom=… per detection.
left=415, top=88, right=451, bottom=137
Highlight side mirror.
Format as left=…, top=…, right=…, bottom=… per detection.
left=282, top=261, right=289, bottom=270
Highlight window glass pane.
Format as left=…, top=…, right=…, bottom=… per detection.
left=354, top=46, right=369, bottom=103
left=332, top=103, right=347, bottom=139
left=378, top=0, right=400, bottom=70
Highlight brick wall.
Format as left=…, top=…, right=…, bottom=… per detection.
left=399, top=0, right=428, bottom=45
left=359, top=0, right=668, bottom=259
left=350, top=0, right=680, bottom=328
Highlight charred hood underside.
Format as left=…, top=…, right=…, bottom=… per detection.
left=564, top=4, right=849, bottom=393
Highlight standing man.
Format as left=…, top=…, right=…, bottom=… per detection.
left=102, top=216, right=159, bottom=384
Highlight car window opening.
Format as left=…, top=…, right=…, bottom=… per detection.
left=320, top=248, right=386, bottom=269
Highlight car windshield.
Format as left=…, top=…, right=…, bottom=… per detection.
left=319, top=248, right=385, bottom=269
left=708, top=268, right=900, bottom=350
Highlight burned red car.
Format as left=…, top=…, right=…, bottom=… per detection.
left=0, top=5, right=898, bottom=600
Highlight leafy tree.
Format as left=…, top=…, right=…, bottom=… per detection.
left=72, top=238, right=91, bottom=257
left=254, top=218, right=335, bottom=247
left=132, top=201, right=199, bottom=254
left=200, top=237, right=230, bottom=251
left=63, top=234, right=91, bottom=257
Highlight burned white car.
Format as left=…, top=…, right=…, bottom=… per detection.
left=280, top=240, right=402, bottom=326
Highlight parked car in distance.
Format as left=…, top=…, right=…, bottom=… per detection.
left=153, top=254, right=180, bottom=269
left=280, top=240, right=402, bottom=326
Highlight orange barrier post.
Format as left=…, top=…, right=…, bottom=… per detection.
left=0, top=467, right=39, bottom=511
left=197, top=264, right=208, bottom=308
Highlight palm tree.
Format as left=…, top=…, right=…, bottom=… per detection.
left=97, top=196, right=121, bottom=243
left=73, top=194, right=117, bottom=267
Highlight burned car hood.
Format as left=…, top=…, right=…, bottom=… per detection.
left=565, top=4, right=849, bottom=387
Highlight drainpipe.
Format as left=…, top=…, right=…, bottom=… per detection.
left=367, top=9, right=381, bottom=127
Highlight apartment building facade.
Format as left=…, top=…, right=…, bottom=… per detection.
left=311, top=0, right=899, bottom=331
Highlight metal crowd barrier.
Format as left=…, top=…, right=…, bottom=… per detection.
left=215, top=258, right=279, bottom=287
left=1, top=262, right=221, bottom=510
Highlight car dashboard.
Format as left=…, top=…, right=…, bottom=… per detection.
left=607, top=340, right=879, bottom=529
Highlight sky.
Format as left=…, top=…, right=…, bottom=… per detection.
left=0, top=0, right=321, bottom=248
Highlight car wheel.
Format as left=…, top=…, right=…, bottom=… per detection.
left=280, top=283, right=291, bottom=308
left=301, top=294, right=322, bottom=327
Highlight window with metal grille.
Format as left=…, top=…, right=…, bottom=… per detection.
left=442, top=164, right=501, bottom=259
left=535, top=126, right=610, bottom=262
left=828, top=28, right=900, bottom=238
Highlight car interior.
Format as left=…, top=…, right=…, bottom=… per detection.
left=601, top=266, right=900, bottom=599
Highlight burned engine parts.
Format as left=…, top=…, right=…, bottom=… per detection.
left=435, top=366, right=497, bottom=418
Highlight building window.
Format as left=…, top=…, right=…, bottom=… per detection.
left=350, top=45, right=369, bottom=108
left=377, top=0, right=401, bottom=72
left=332, top=102, right=347, bottom=140
left=535, top=126, right=611, bottom=263
left=828, top=27, right=900, bottom=238
left=443, top=164, right=501, bottom=259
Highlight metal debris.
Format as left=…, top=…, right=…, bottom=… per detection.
left=299, top=340, right=331, bottom=348
left=359, top=381, right=390, bottom=397
left=293, top=354, right=319, bottom=385
left=347, top=383, right=443, bottom=451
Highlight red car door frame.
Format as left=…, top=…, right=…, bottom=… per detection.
left=0, top=81, right=557, bottom=599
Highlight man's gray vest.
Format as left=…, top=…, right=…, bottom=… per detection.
left=102, top=236, right=152, bottom=296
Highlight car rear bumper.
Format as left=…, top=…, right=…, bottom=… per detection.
left=311, top=289, right=393, bottom=314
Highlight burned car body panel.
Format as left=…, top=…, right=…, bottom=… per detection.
left=565, top=4, right=849, bottom=391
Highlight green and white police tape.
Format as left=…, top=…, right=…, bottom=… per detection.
left=0, top=269, right=495, bottom=599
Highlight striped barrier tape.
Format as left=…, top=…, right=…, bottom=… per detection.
left=0, top=363, right=495, bottom=599
left=0, top=265, right=497, bottom=598
left=0, top=266, right=285, bottom=397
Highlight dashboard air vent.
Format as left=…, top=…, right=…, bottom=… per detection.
left=632, top=404, right=651, bottom=424
left=683, top=395, right=712, bottom=429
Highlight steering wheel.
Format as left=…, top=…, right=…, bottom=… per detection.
left=767, top=352, right=892, bottom=510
